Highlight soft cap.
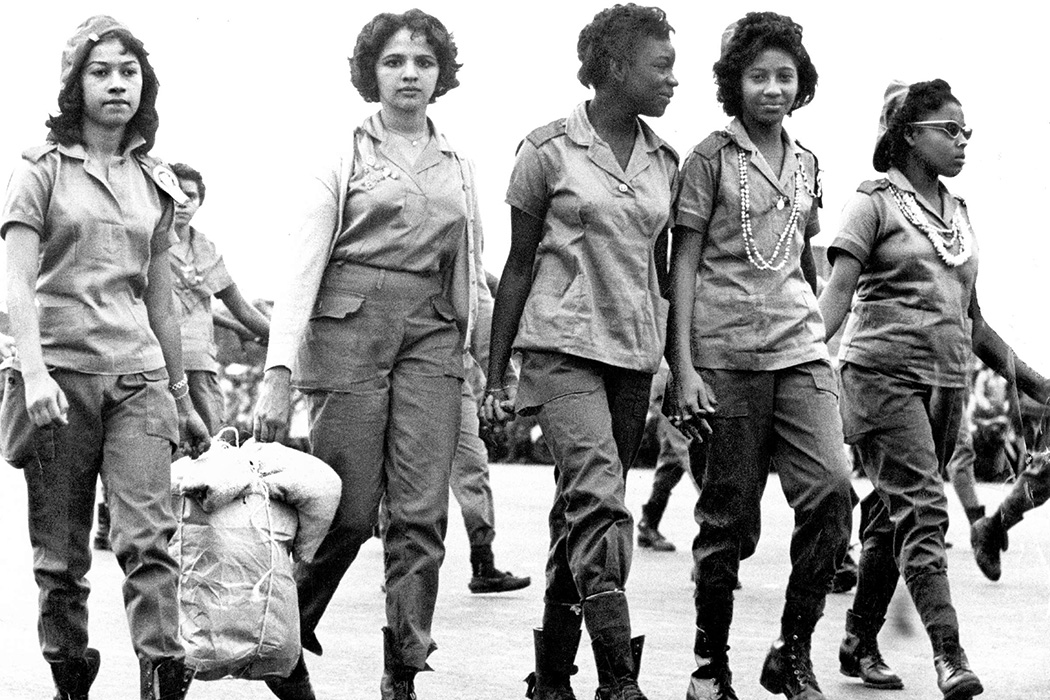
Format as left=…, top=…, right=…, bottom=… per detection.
left=59, top=15, right=129, bottom=89
left=873, top=80, right=910, bottom=172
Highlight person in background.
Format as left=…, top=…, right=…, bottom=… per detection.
left=483, top=6, right=680, bottom=699
left=820, top=78, right=1049, bottom=699
left=0, top=15, right=208, bottom=700
left=666, top=13, right=854, bottom=700
left=455, top=270, right=530, bottom=594
left=92, top=162, right=271, bottom=551
left=253, top=10, right=486, bottom=700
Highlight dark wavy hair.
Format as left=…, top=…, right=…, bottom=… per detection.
left=577, top=4, right=674, bottom=89
left=883, top=79, right=960, bottom=172
left=713, top=12, right=817, bottom=118
left=170, top=162, right=206, bottom=204
left=349, top=9, right=461, bottom=103
left=45, top=29, right=160, bottom=154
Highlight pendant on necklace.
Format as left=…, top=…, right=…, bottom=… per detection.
left=776, top=197, right=787, bottom=211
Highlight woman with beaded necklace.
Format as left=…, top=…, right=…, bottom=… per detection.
left=819, top=79, right=1049, bottom=700
left=666, top=11, right=853, bottom=700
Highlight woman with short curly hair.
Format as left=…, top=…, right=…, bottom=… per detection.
left=483, top=4, right=678, bottom=700
left=254, top=9, right=485, bottom=700
left=666, top=11, right=854, bottom=700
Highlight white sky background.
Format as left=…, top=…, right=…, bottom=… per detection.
left=1, top=1, right=1047, bottom=371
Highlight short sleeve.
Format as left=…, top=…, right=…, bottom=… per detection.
left=672, top=150, right=717, bottom=235
left=151, top=201, right=177, bottom=255
left=1, top=156, right=54, bottom=240
left=505, top=139, right=549, bottom=221
left=830, top=191, right=881, bottom=267
left=197, top=235, right=236, bottom=295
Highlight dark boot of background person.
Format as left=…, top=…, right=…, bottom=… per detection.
left=138, top=656, right=194, bottom=700
left=468, top=544, right=531, bottom=594
left=264, top=653, right=317, bottom=700
left=932, top=630, right=983, bottom=700
left=524, top=602, right=582, bottom=700
left=636, top=501, right=675, bottom=552
left=93, top=502, right=111, bottom=551
left=583, top=592, right=648, bottom=700
left=686, top=626, right=738, bottom=700
left=971, top=479, right=1036, bottom=580
left=637, top=478, right=676, bottom=551
left=759, top=603, right=825, bottom=700
left=838, top=609, right=903, bottom=689
left=381, top=626, right=419, bottom=700
left=50, top=648, right=101, bottom=700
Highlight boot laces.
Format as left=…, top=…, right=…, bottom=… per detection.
left=786, top=636, right=817, bottom=687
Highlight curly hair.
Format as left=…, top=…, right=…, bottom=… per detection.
left=713, top=11, right=817, bottom=118
left=170, top=162, right=206, bottom=204
left=882, top=79, right=960, bottom=172
left=349, top=9, right=461, bottom=103
left=577, top=4, right=674, bottom=89
left=45, top=28, right=160, bottom=154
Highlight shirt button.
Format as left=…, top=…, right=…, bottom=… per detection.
left=366, top=156, right=377, bottom=167
left=618, top=183, right=629, bottom=193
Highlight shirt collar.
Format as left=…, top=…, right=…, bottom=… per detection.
left=886, top=167, right=958, bottom=225
left=726, top=117, right=799, bottom=192
left=362, top=111, right=454, bottom=154
left=566, top=101, right=666, bottom=155
left=56, top=132, right=148, bottom=160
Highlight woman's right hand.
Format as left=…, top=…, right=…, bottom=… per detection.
left=23, top=369, right=69, bottom=427
left=480, top=384, right=517, bottom=432
left=253, top=367, right=292, bottom=443
left=667, top=366, right=716, bottom=442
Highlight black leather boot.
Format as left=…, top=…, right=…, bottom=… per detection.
left=469, top=544, right=532, bottom=594
left=838, top=610, right=903, bottom=689
left=524, top=603, right=582, bottom=700
left=759, top=606, right=824, bottom=700
left=583, top=593, right=647, bottom=700
left=381, top=626, right=418, bottom=700
left=138, top=656, right=194, bottom=700
left=686, top=627, right=737, bottom=700
left=933, top=633, right=983, bottom=700
left=265, top=654, right=317, bottom=700
left=50, top=648, right=101, bottom=700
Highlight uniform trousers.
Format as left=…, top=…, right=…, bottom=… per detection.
left=19, top=369, right=182, bottom=663
left=842, top=362, right=965, bottom=641
left=294, top=267, right=461, bottom=672
left=529, top=357, right=652, bottom=604
left=450, top=361, right=495, bottom=549
left=692, top=361, right=853, bottom=616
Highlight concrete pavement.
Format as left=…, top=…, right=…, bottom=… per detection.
left=1, top=462, right=1048, bottom=699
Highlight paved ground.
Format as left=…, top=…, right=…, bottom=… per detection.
left=2, top=462, right=1048, bottom=699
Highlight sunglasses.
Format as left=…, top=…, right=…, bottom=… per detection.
left=909, top=120, right=973, bottom=140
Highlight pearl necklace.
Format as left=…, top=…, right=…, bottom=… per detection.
left=889, top=184, right=972, bottom=267
left=737, top=147, right=803, bottom=272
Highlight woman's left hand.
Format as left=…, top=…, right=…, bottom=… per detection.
left=480, top=385, right=517, bottom=433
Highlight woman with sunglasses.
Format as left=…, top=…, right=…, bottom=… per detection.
left=820, top=79, right=1049, bottom=700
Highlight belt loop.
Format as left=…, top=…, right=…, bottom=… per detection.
left=375, top=268, right=385, bottom=290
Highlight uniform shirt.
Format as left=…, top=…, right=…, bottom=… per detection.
left=170, top=227, right=234, bottom=373
left=507, top=101, right=678, bottom=375
left=332, top=112, right=467, bottom=272
left=673, top=118, right=827, bottom=371
left=831, top=167, right=979, bottom=388
left=0, top=137, right=176, bottom=374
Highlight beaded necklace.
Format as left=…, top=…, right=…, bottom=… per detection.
left=888, top=184, right=972, bottom=267
left=737, top=147, right=811, bottom=272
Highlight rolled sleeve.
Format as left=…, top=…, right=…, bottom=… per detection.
left=1, top=157, right=52, bottom=239
left=830, top=192, right=880, bottom=267
left=672, top=152, right=716, bottom=235
left=505, top=140, right=548, bottom=221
